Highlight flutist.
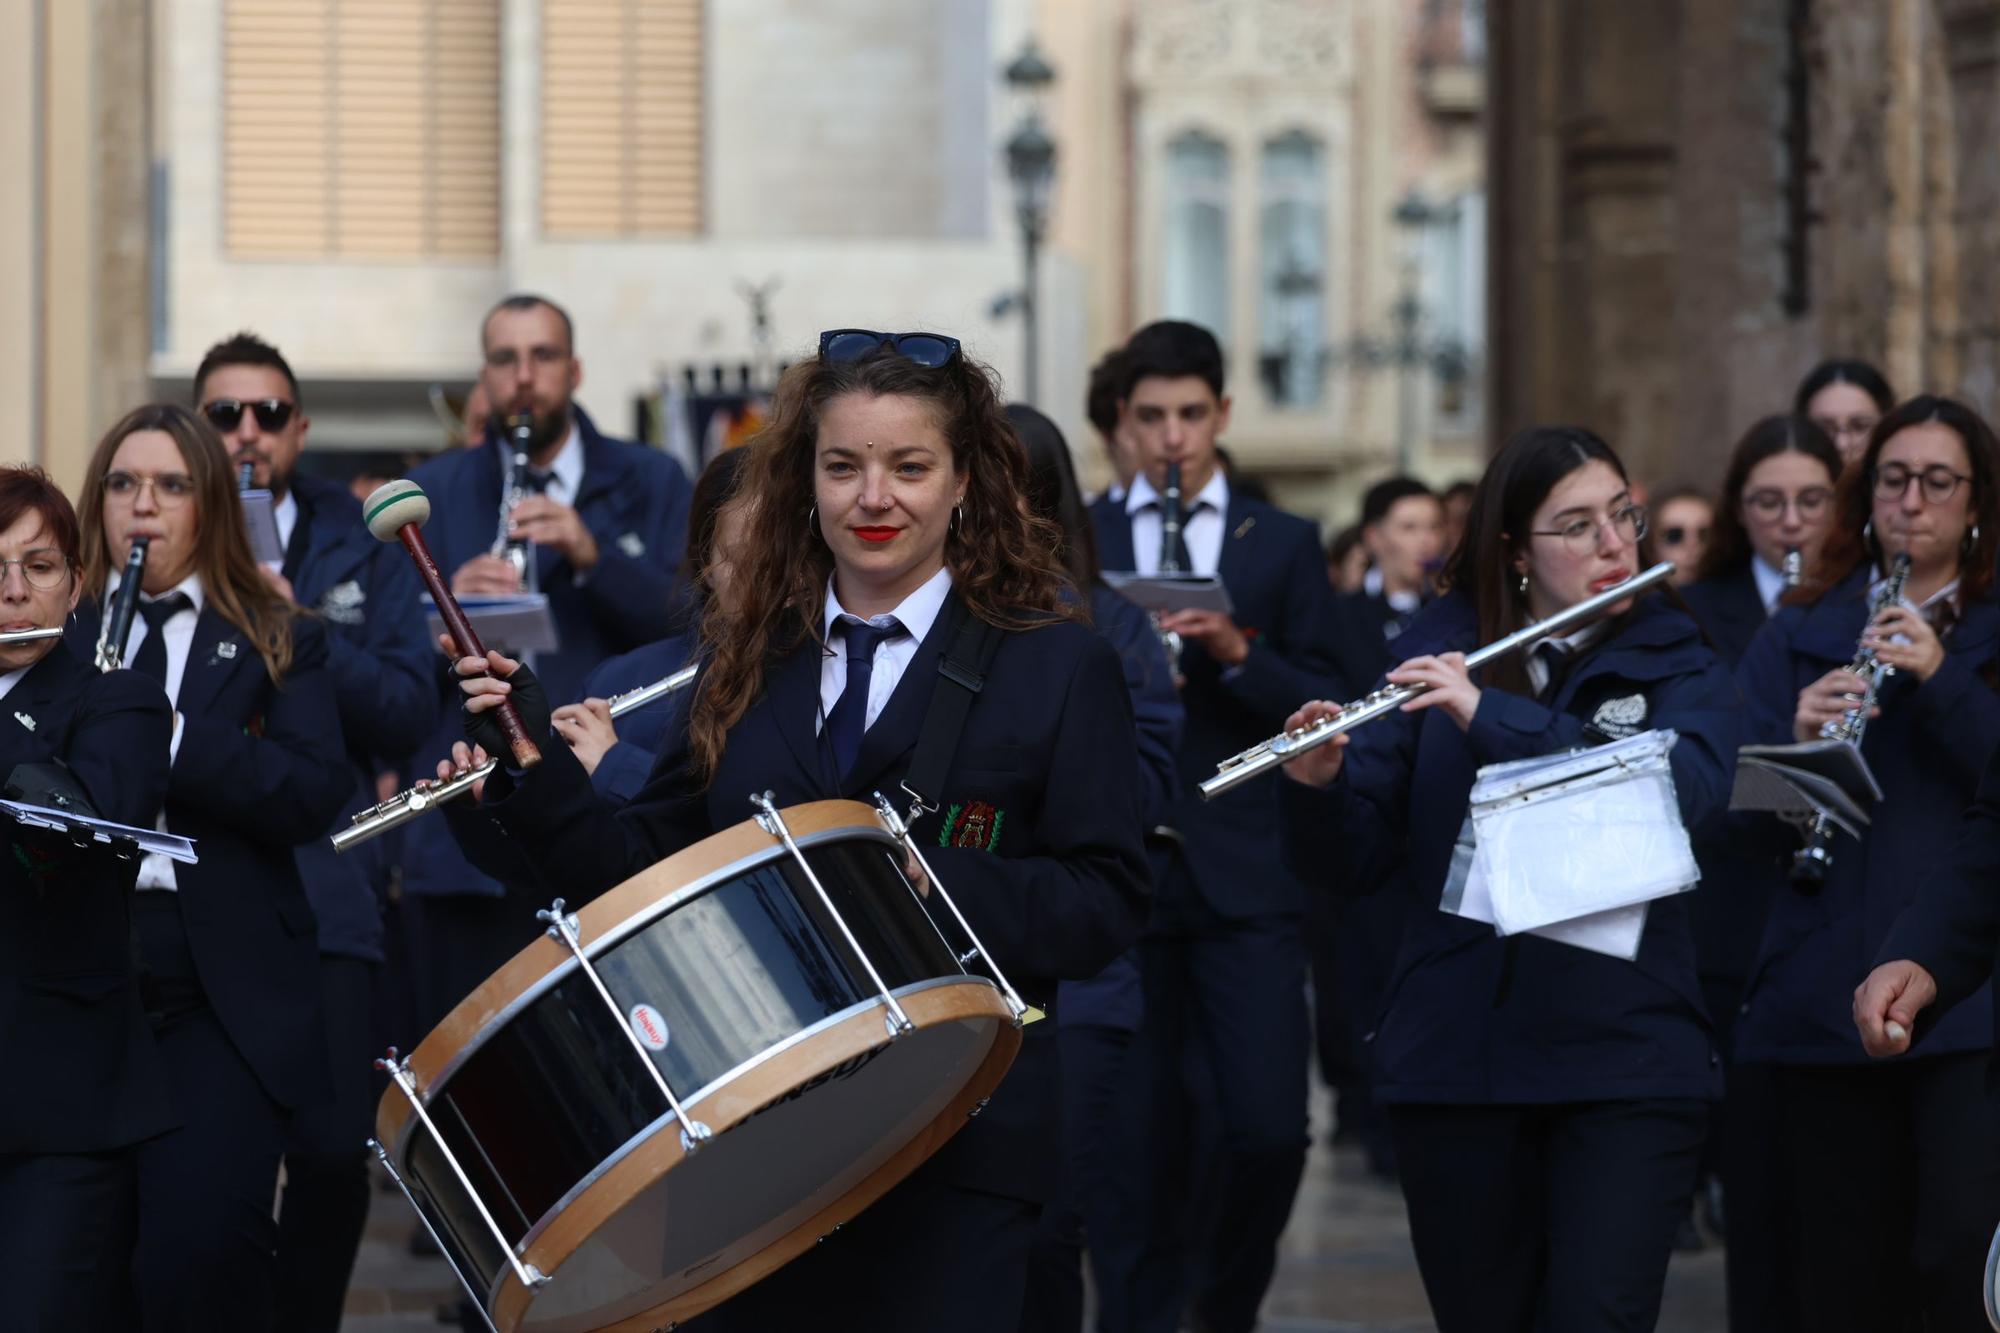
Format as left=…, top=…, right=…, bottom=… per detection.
left=1275, top=428, right=1738, bottom=1333
left=0, top=466, right=173, bottom=1331
left=1737, top=396, right=2000, bottom=1333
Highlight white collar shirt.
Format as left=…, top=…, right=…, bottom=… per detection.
left=816, top=566, right=955, bottom=734
left=0, top=665, right=26, bottom=703
left=271, top=489, right=299, bottom=567
left=1364, top=565, right=1423, bottom=616
left=532, top=421, right=585, bottom=508
left=1524, top=619, right=1612, bottom=697
left=106, top=570, right=204, bottom=891
left=1124, top=468, right=1231, bottom=576
left=1751, top=555, right=1789, bottom=615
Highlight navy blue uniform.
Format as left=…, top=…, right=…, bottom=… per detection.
left=69, top=600, right=351, bottom=1330
left=272, top=471, right=439, bottom=1333
left=573, top=632, right=697, bottom=805
left=398, top=406, right=690, bottom=1033
left=1090, top=489, right=1343, bottom=1333
left=448, top=595, right=1148, bottom=1332
left=1282, top=590, right=1737, bottom=1332
left=1735, top=569, right=2000, bottom=1332
left=0, top=646, right=173, bottom=1330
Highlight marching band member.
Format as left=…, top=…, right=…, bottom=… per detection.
left=1278, top=426, right=1738, bottom=1332
left=1795, top=358, right=1895, bottom=466
left=1678, top=414, right=1841, bottom=1329
left=1087, top=321, right=1344, bottom=1333
left=1735, top=395, right=2000, bottom=1332
left=0, top=467, right=172, bottom=1331
left=192, top=331, right=440, bottom=1333
left=1007, top=402, right=1181, bottom=1333
left=441, top=331, right=1147, bottom=1330
left=70, top=405, right=350, bottom=1330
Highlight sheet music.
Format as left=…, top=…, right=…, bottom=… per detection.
left=0, top=800, right=199, bottom=863
left=1100, top=572, right=1235, bottom=615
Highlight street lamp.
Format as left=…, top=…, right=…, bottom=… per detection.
left=1002, top=36, right=1057, bottom=406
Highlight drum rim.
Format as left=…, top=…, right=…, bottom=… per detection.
left=377, top=799, right=894, bottom=1151
left=486, top=979, right=1021, bottom=1332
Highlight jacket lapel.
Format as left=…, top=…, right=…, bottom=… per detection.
left=843, top=597, right=960, bottom=798
left=763, top=634, right=832, bottom=789
left=0, top=647, right=75, bottom=767
left=1215, top=492, right=1259, bottom=596
left=172, top=607, right=245, bottom=720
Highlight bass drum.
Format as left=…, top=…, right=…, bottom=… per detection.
left=376, top=799, right=1021, bottom=1332
left=1986, top=1221, right=2000, bottom=1330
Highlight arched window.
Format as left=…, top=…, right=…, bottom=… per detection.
left=1257, top=130, right=1326, bottom=407
left=1162, top=131, right=1231, bottom=343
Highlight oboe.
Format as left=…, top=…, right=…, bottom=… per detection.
left=493, top=411, right=537, bottom=592
left=1791, top=552, right=1912, bottom=887
left=1201, top=561, right=1677, bottom=799
left=330, top=663, right=698, bottom=853
left=92, top=537, right=150, bottom=673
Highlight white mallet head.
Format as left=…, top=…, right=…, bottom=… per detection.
left=363, top=479, right=431, bottom=542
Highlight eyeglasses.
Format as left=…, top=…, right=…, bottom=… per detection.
left=104, top=470, right=197, bottom=507
left=1872, top=462, right=1970, bottom=505
left=1530, top=504, right=1649, bottom=556
left=1661, top=524, right=1710, bottom=546
left=1813, top=414, right=1878, bottom=441
left=201, top=398, right=295, bottom=433
left=1745, top=487, right=1834, bottom=520
left=818, top=329, right=962, bottom=369
left=0, top=553, right=72, bottom=592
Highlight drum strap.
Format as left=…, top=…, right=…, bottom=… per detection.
left=902, top=600, right=1005, bottom=818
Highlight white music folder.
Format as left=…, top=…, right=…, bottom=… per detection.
left=1100, top=572, right=1235, bottom=616
left=0, top=800, right=198, bottom=863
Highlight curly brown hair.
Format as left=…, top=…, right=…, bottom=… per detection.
left=686, top=346, right=1075, bottom=782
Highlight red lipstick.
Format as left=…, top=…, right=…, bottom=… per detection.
left=852, top=527, right=900, bottom=544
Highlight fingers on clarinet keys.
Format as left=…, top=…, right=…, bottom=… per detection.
left=1280, top=701, right=1348, bottom=788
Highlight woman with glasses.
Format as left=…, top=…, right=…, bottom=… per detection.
left=1795, top=358, right=1895, bottom=466
left=0, top=466, right=173, bottom=1331
left=1274, top=426, right=1738, bottom=1332
left=1678, top=414, right=1842, bottom=1331
left=67, top=405, right=350, bottom=1329
left=438, top=331, right=1148, bottom=1331
left=1732, top=395, right=2000, bottom=1331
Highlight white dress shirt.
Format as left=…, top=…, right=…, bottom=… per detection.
left=817, top=566, right=955, bottom=734
left=1363, top=566, right=1424, bottom=616
left=106, top=569, right=204, bottom=891
left=526, top=421, right=584, bottom=508
left=1751, top=555, right=1788, bottom=615
left=0, top=665, right=26, bottom=702
left=271, top=489, right=299, bottom=567
left=1524, top=620, right=1612, bottom=697
left=1125, top=468, right=1231, bottom=576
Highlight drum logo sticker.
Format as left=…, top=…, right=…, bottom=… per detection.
left=939, top=800, right=1004, bottom=852
left=628, top=1003, right=670, bottom=1051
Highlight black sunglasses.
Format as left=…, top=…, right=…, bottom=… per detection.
left=1661, top=525, right=1710, bottom=546
left=201, top=398, right=296, bottom=433
left=818, top=329, right=962, bottom=369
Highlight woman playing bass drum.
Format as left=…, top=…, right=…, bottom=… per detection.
left=439, top=331, right=1148, bottom=1330
left=1735, top=394, right=2000, bottom=1333
left=1276, top=426, right=1739, bottom=1332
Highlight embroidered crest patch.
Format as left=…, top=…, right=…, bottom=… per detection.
left=1589, top=692, right=1650, bottom=739
left=618, top=532, right=646, bottom=558
left=318, top=579, right=366, bottom=625
left=938, top=800, right=1005, bottom=852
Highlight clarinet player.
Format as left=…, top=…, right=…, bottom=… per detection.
left=1735, top=395, right=2000, bottom=1332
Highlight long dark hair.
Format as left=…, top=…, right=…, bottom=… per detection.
left=1442, top=425, right=1641, bottom=696
left=1794, top=358, right=1895, bottom=417
left=78, top=404, right=297, bottom=683
left=1005, top=402, right=1099, bottom=592
left=687, top=346, right=1072, bottom=782
left=1694, top=415, right=1842, bottom=582
left=683, top=445, right=752, bottom=593
left=1800, top=394, right=2000, bottom=607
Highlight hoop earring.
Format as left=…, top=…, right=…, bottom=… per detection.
left=1967, top=523, right=1982, bottom=554
left=951, top=505, right=964, bottom=534
left=807, top=505, right=819, bottom=538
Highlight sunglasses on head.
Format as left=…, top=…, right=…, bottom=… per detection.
left=818, top=329, right=962, bottom=369
left=201, top=398, right=295, bottom=433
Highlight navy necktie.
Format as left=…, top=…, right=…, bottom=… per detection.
left=1534, top=640, right=1573, bottom=703
left=131, top=592, right=192, bottom=686
left=826, top=619, right=901, bottom=777
left=1152, top=498, right=1201, bottom=574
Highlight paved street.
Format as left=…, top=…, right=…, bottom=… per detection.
left=341, top=1089, right=1726, bottom=1332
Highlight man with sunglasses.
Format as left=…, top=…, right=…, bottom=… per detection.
left=191, top=331, right=440, bottom=1333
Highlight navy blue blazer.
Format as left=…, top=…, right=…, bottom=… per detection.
left=1681, top=566, right=1768, bottom=669
left=449, top=596, right=1150, bottom=1204
left=575, top=633, right=698, bottom=806
left=1280, top=590, right=1739, bottom=1104
left=66, top=601, right=352, bottom=1111
left=1327, top=587, right=1423, bottom=699
left=0, top=645, right=174, bottom=1154
left=401, top=406, right=692, bottom=901
left=1090, top=490, right=1344, bottom=919
left=1735, top=568, right=2000, bottom=1064
left=284, top=471, right=438, bottom=962
left=1058, top=584, right=1182, bottom=1034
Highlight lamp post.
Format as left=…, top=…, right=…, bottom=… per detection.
left=1002, top=37, right=1057, bottom=406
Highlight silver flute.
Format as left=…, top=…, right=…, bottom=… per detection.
left=0, top=626, right=64, bottom=646
left=331, top=663, right=697, bottom=853
left=1200, top=561, right=1677, bottom=799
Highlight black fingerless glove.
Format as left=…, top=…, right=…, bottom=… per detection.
left=462, top=660, right=553, bottom=771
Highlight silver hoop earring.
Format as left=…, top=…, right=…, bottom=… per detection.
left=807, top=505, right=818, bottom=537
left=1967, top=524, right=1982, bottom=553
left=951, top=505, right=964, bottom=534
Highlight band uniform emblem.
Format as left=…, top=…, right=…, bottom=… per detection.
left=618, top=532, right=646, bottom=559
left=1589, top=692, right=1649, bottom=739
left=12, top=711, right=33, bottom=732
left=318, top=579, right=366, bottom=625
left=938, top=800, right=1004, bottom=852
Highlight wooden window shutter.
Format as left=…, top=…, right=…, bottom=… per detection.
left=542, top=0, right=703, bottom=237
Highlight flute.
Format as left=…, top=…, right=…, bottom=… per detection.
left=0, top=626, right=64, bottom=646
left=330, top=663, right=697, bottom=853
left=1200, top=562, right=1677, bottom=799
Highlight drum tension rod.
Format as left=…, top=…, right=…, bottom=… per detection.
left=537, top=899, right=715, bottom=1153
left=375, top=1047, right=552, bottom=1297
left=753, top=792, right=917, bottom=1039
left=369, top=1136, right=505, bottom=1333
left=872, top=792, right=1030, bottom=1026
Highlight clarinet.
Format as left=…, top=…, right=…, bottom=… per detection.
left=1155, top=461, right=1185, bottom=673
left=93, top=537, right=150, bottom=673
left=239, top=460, right=255, bottom=492
left=492, top=412, right=537, bottom=593
left=1782, top=546, right=1803, bottom=588
left=1790, top=552, right=1912, bottom=887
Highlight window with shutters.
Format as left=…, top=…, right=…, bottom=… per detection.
left=541, top=0, right=703, bottom=238
left=222, top=0, right=499, bottom=260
